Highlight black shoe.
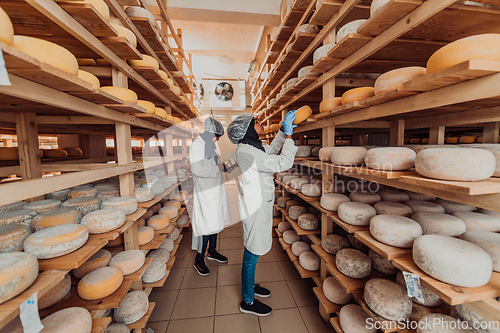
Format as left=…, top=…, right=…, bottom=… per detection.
left=239, top=299, right=272, bottom=317
left=254, top=283, right=271, bottom=298
left=194, top=257, right=210, bottom=276
left=207, top=250, right=228, bottom=263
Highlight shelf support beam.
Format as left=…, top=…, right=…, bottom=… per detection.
left=483, top=122, right=499, bottom=143
left=390, top=119, right=405, bottom=147
left=429, top=126, right=445, bottom=145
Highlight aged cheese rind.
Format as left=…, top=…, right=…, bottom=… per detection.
left=411, top=212, right=466, bottom=237
left=24, top=224, right=89, bottom=259
left=452, top=212, right=500, bottom=232
left=338, top=202, right=376, bottom=226
left=364, top=279, right=412, bottom=321
left=81, top=208, right=126, bottom=234
left=336, top=248, right=371, bottom=279
left=114, top=291, right=149, bottom=324
left=40, top=307, right=92, bottom=333
left=0, top=252, right=38, bottom=304
left=364, top=147, right=416, bottom=171
left=0, top=224, right=31, bottom=253
left=370, top=214, right=422, bottom=248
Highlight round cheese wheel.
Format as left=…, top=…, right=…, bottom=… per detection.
left=155, top=107, right=168, bottom=118
left=460, top=230, right=500, bottom=272
left=341, top=87, right=375, bottom=105
left=288, top=206, right=307, bottom=221
left=135, top=187, right=154, bottom=203
left=296, top=146, right=312, bottom=157
left=31, top=207, right=81, bottom=231
left=147, top=214, right=169, bottom=230
left=322, top=234, right=349, bottom=255
left=114, top=291, right=149, bottom=324
left=138, top=226, right=154, bottom=245
left=283, top=175, right=299, bottom=186
left=24, top=199, right=62, bottom=213
left=97, top=189, right=120, bottom=201
left=319, top=147, right=334, bottom=162
left=13, top=36, right=79, bottom=75
left=347, top=233, right=370, bottom=252
left=24, top=224, right=89, bottom=259
left=370, top=214, right=422, bottom=248
left=159, top=237, right=174, bottom=252
left=436, top=199, right=476, bottom=214
left=403, top=190, right=435, bottom=201
left=301, top=183, right=321, bottom=197
left=124, top=6, right=155, bottom=25
left=0, top=7, right=14, bottom=46
left=296, top=23, right=319, bottom=36
left=101, top=197, right=137, bottom=215
left=459, top=136, right=477, bottom=144
left=159, top=206, right=178, bottom=219
left=299, top=251, right=320, bottom=271
left=100, top=86, right=138, bottom=103
left=104, top=323, right=129, bottom=333
left=298, top=214, right=319, bottom=230
left=321, top=193, right=351, bottom=211
left=69, top=186, right=98, bottom=199
left=338, top=202, right=376, bottom=226
left=336, top=248, right=371, bottom=279
left=146, top=248, right=170, bottom=264
left=95, top=183, right=119, bottom=191
left=164, top=200, right=181, bottom=210
left=177, top=215, right=189, bottom=226
left=278, top=222, right=292, bottom=233
left=374, top=67, right=426, bottom=95
left=0, top=252, right=38, bottom=304
left=38, top=274, right=71, bottom=310
left=0, top=209, right=37, bottom=227
left=404, top=200, right=444, bottom=214
left=451, top=211, right=500, bottom=232
left=413, top=235, right=492, bottom=287
left=369, top=249, right=398, bottom=275
left=349, top=191, right=381, bottom=205
left=446, top=136, right=459, bottom=144
left=373, top=202, right=412, bottom=217
left=412, top=144, right=458, bottom=154
left=313, top=44, right=336, bottom=64
left=276, top=172, right=289, bottom=181
left=337, top=19, right=367, bottom=42
left=364, top=279, right=412, bottom=321
left=0, top=147, right=20, bottom=161
left=136, top=100, right=156, bottom=114
left=478, top=208, right=500, bottom=220
left=168, top=227, right=179, bottom=241
left=378, top=189, right=410, bottom=202
left=0, top=224, right=31, bottom=253
left=395, top=271, right=442, bottom=307
left=293, top=106, right=313, bottom=125
left=40, top=307, right=92, bottom=333
left=63, top=147, right=84, bottom=157
left=320, top=98, right=342, bottom=113
left=158, top=70, right=168, bottom=81
left=277, top=197, right=292, bottom=208
left=128, top=54, right=159, bottom=71
left=111, top=24, right=137, bottom=47
left=287, top=78, right=299, bottom=89
left=78, top=266, right=123, bottom=300
left=283, top=230, right=300, bottom=245
left=298, top=65, right=319, bottom=80
left=461, top=143, right=500, bottom=177
left=291, top=241, right=311, bottom=257
left=330, top=147, right=367, bottom=166
left=365, top=147, right=416, bottom=171
left=427, top=34, right=500, bottom=74
left=77, top=70, right=100, bottom=90
left=62, top=196, right=101, bottom=215
left=290, top=178, right=309, bottom=190
left=454, top=303, right=494, bottom=333
left=323, top=276, right=351, bottom=304
left=81, top=208, right=126, bottom=234
left=73, top=249, right=111, bottom=278
left=411, top=212, right=466, bottom=236
left=77, top=58, right=96, bottom=66
left=0, top=201, right=26, bottom=214
left=142, top=260, right=167, bottom=283
left=415, top=148, right=496, bottom=181
left=42, top=149, right=68, bottom=158
left=311, top=147, right=321, bottom=157
left=339, top=304, right=376, bottom=333
left=83, top=0, right=110, bottom=21
left=109, top=250, right=145, bottom=275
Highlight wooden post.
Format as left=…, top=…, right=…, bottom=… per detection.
left=483, top=122, right=499, bottom=143
left=390, top=119, right=405, bottom=146
left=429, top=126, right=445, bottom=145
left=266, top=35, right=271, bottom=52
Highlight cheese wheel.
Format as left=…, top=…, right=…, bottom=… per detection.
left=370, top=214, right=422, bottom=248
left=62, top=196, right=101, bottom=215
left=319, top=97, right=342, bottom=112
left=296, top=23, right=319, bottom=36
left=0, top=201, right=26, bottom=213
left=378, top=189, right=409, bottom=202
left=124, top=6, right=155, bottom=26
left=114, top=291, right=149, bottom=324
left=0, top=209, right=37, bottom=227
left=176, top=214, right=189, bottom=226
left=301, top=183, right=321, bottom=197
left=338, top=202, right=376, bottom=226
left=395, top=271, right=442, bottom=307
left=101, top=197, right=137, bottom=215
left=289, top=206, right=307, bottom=221
left=159, top=237, right=174, bottom=251
left=297, top=214, right=319, bottom=230
left=13, top=36, right=79, bottom=75
left=291, top=241, right=311, bottom=257
left=374, top=67, right=426, bottom=95
left=0, top=147, right=19, bottom=161
left=142, top=260, right=167, bottom=283
left=336, top=248, right=371, bottom=279
left=330, top=147, right=367, bottom=166
left=337, top=20, right=367, bottom=42
left=100, top=86, right=138, bottom=103
left=73, top=249, right=111, bottom=278
left=146, top=248, right=170, bottom=264
left=313, top=44, right=336, bottom=64
left=322, top=234, right=349, bottom=255
left=159, top=206, right=178, bottom=219
left=158, top=70, right=168, bottom=81
left=323, top=276, right=351, bottom=304
left=109, top=250, right=145, bottom=275
left=311, top=147, right=321, bottom=157
left=69, top=186, right=98, bottom=199
left=413, top=235, right=492, bottom=287
left=285, top=200, right=301, bottom=211
left=164, top=200, right=181, bottom=210
left=172, top=85, right=181, bottom=96
left=436, top=199, right=476, bottom=214
left=369, top=249, right=398, bottom=275
left=347, top=233, right=370, bottom=252
left=38, top=274, right=71, bottom=310
left=320, top=193, right=350, bottom=211
left=299, top=251, right=320, bottom=271
left=298, top=65, right=319, bottom=80
left=31, top=207, right=81, bottom=231
left=78, top=266, right=123, bottom=300
left=40, top=307, right=92, bottom=333
left=137, top=100, right=156, bottom=114
left=111, top=24, right=137, bottom=47
left=415, top=148, right=496, bottom=181
left=364, top=279, right=412, bottom=321
left=478, top=208, right=500, bottom=220
left=451, top=211, right=500, bottom=232
left=339, top=304, right=376, bottom=333
left=128, top=54, right=159, bottom=70
left=147, top=214, right=169, bottom=230
left=138, top=226, right=154, bottom=245
left=277, top=197, right=291, bottom=208
left=404, top=200, right=444, bottom=214
left=24, top=224, right=88, bottom=259
left=461, top=143, right=500, bottom=177
left=373, top=202, right=412, bottom=217
left=0, top=252, right=38, bottom=304
left=460, top=230, right=500, bottom=272
left=427, top=34, right=500, bottom=74
left=417, top=314, right=473, bottom=333
left=446, top=136, right=459, bottom=144
left=168, top=227, right=179, bottom=241
left=412, top=212, right=466, bottom=236
left=77, top=70, right=100, bottom=90
left=0, top=7, right=14, bottom=46
left=97, top=189, right=120, bottom=201
left=283, top=230, right=300, bottom=245
left=42, top=149, right=69, bottom=158
left=341, top=87, right=375, bottom=105
left=282, top=175, right=299, bottom=186
left=0, top=224, right=31, bottom=253
left=81, top=208, right=126, bottom=234
left=135, top=187, right=154, bottom=203
left=287, top=78, right=299, bottom=89
left=296, top=146, right=312, bottom=157
left=24, top=199, right=62, bottom=213
left=364, top=147, right=416, bottom=171
left=63, top=147, right=84, bottom=157
left=403, top=190, right=435, bottom=201
left=349, top=191, right=381, bottom=205
left=77, top=58, right=96, bottom=66
left=459, top=136, right=477, bottom=144
left=292, top=106, right=312, bottom=125
left=278, top=222, right=292, bottom=234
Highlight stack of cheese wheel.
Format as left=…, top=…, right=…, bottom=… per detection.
left=111, top=23, right=137, bottom=47
left=24, top=224, right=89, bottom=259
left=341, top=87, right=375, bottom=105
left=0, top=252, right=39, bottom=304
left=374, top=67, right=426, bottom=95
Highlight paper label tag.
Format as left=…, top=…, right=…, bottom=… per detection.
left=403, top=271, right=425, bottom=304
left=19, top=292, right=44, bottom=333
left=0, top=48, right=11, bottom=86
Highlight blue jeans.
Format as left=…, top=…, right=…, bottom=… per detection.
left=241, top=247, right=260, bottom=305
left=196, top=234, right=217, bottom=260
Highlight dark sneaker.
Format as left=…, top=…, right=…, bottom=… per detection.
left=239, top=299, right=272, bottom=317
left=254, top=283, right=271, bottom=298
left=207, top=250, right=228, bottom=263
left=194, top=257, right=210, bottom=276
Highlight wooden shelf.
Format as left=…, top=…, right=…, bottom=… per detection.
left=174, top=234, right=184, bottom=245
left=279, top=237, right=291, bottom=251
left=133, top=113, right=172, bottom=126
left=352, top=293, right=398, bottom=333
left=330, top=317, right=344, bottom=333
left=399, top=174, right=500, bottom=196
left=327, top=212, right=369, bottom=234
left=285, top=247, right=298, bottom=262
left=166, top=254, right=176, bottom=270
left=293, top=260, right=320, bottom=278
left=325, top=260, right=384, bottom=294
left=99, top=208, right=147, bottom=240
left=142, top=269, right=170, bottom=288
left=126, top=302, right=155, bottom=329
left=154, top=222, right=175, bottom=235
left=170, top=243, right=179, bottom=258
left=275, top=228, right=283, bottom=238
left=104, top=102, right=147, bottom=114
left=311, top=244, right=335, bottom=265
left=313, top=287, right=343, bottom=314
left=140, top=234, right=168, bottom=250
left=59, top=2, right=117, bottom=37
left=124, top=258, right=152, bottom=282
left=91, top=317, right=112, bottom=333
left=286, top=214, right=320, bottom=236
left=354, top=231, right=412, bottom=260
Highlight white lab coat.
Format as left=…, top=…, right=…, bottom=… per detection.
left=189, top=135, right=231, bottom=251
left=236, top=131, right=298, bottom=256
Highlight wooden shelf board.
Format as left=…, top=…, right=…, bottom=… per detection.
left=0, top=270, right=67, bottom=330
left=171, top=243, right=179, bottom=258
left=124, top=257, right=152, bottom=282
left=99, top=208, right=147, bottom=240
left=325, top=260, right=383, bottom=294
left=355, top=230, right=412, bottom=260
left=70, top=89, right=124, bottom=105
left=311, top=244, right=335, bottom=264
left=309, top=0, right=342, bottom=25
left=140, top=233, right=168, bottom=250
left=275, top=228, right=283, bottom=238
left=154, top=222, right=175, bottom=235
left=323, top=163, right=415, bottom=180
left=97, top=36, right=143, bottom=60
left=293, top=260, right=320, bottom=279
left=285, top=246, right=299, bottom=262
left=313, top=287, right=343, bottom=314
left=393, top=257, right=500, bottom=305
left=174, top=234, right=184, bottom=245
left=283, top=9, right=304, bottom=27
left=286, top=214, right=320, bottom=236
left=328, top=33, right=373, bottom=59
left=310, top=57, right=343, bottom=74
left=314, top=101, right=364, bottom=119
left=59, top=2, right=117, bottom=37
left=91, top=317, right=112, bottom=333
left=330, top=317, right=344, bottom=333
left=133, top=112, right=172, bottom=125
left=276, top=26, right=294, bottom=41
left=296, top=192, right=321, bottom=204
left=279, top=236, right=291, bottom=251
left=273, top=217, right=281, bottom=227
left=399, top=174, right=500, bottom=196
left=38, top=235, right=108, bottom=270
left=129, top=16, right=156, bottom=36
left=327, top=212, right=369, bottom=234
left=295, top=75, right=319, bottom=89
left=166, top=254, right=176, bottom=270
left=352, top=293, right=399, bottom=333
left=103, top=102, right=147, bottom=114
left=126, top=302, right=155, bottom=329
left=142, top=269, right=170, bottom=288
left=291, top=32, right=318, bottom=52
left=270, top=40, right=286, bottom=53
left=360, top=89, right=417, bottom=107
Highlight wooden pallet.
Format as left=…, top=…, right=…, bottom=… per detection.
left=354, top=231, right=412, bottom=260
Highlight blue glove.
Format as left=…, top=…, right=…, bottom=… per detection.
left=282, top=110, right=297, bottom=136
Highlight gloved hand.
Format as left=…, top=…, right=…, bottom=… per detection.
left=282, top=110, right=297, bottom=136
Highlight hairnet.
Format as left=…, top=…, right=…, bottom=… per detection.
left=227, top=113, right=254, bottom=144
left=204, top=117, right=224, bottom=136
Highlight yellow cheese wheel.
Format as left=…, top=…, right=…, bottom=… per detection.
left=158, top=70, right=168, bottom=81
left=38, top=274, right=71, bottom=310
left=13, top=36, right=79, bottom=75
left=24, top=199, right=62, bottom=213
left=100, top=87, right=138, bottom=103
left=292, top=105, right=312, bottom=125
left=409, top=138, right=422, bottom=144
left=77, top=266, right=123, bottom=300
left=477, top=136, right=483, bottom=143
left=81, top=208, right=126, bottom=234
left=101, top=197, right=137, bottom=215
left=68, top=186, right=98, bottom=199
left=459, top=136, right=477, bottom=144
left=165, top=114, right=174, bottom=121
left=96, top=59, right=110, bottom=67
left=446, top=137, right=459, bottom=144
left=85, top=0, right=110, bottom=21
left=172, top=85, right=181, bottom=96
left=72, top=249, right=111, bottom=278
left=24, top=224, right=89, bottom=259
left=109, top=249, right=145, bottom=275
left=111, top=24, right=137, bottom=48
left=341, top=87, right=375, bottom=105
left=0, top=7, right=14, bottom=46
left=421, top=138, right=429, bottom=144
left=0, top=252, right=38, bottom=304
left=77, top=70, right=100, bottom=90
left=374, top=67, right=426, bottom=95
left=427, top=34, right=500, bottom=74
left=164, top=201, right=181, bottom=210
left=128, top=54, right=159, bottom=70
left=0, top=224, right=31, bottom=253
left=320, top=97, right=342, bottom=113
left=270, top=124, right=280, bottom=132
left=137, top=226, right=154, bottom=245
left=136, top=217, right=146, bottom=227
left=42, top=149, right=69, bottom=158
left=147, top=214, right=169, bottom=230
left=166, top=78, right=174, bottom=88
left=31, top=208, right=82, bottom=231
left=0, top=147, right=18, bottom=161
left=172, top=117, right=182, bottom=125
left=63, top=147, right=84, bottom=157
left=137, top=100, right=156, bottom=114
left=77, top=58, right=96, bottom=66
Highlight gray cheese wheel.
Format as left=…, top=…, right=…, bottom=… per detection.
left=378, top=189, right=409, bottom=202
left=364, top=278, right=412, bottom=321
left=404, top=200, right=444, bottom=213
left=338, top=202, right=376, bottom=226
left=417, top=314, right=475, bottom=333
left=454, top=303, right=499, bottom=333
left=278, top=221, right=293, bottom=233
left=296, top=146, right=312, bottom=158
left=478, top=208, right=500, bottom=220
left=347, top=233, right=370, bottom=253
left=339, top=304, right=376, bottom=333
left=403, top=191, right=436, bottom=201
left=320, top=193, right=350, bottom=211
left=159, top=237, right=174, bottom=252
left=369, top=249, right=398, bottom=275
left=291, top=241, right=311, bottom=257
left=336, top=248, right=371, bottom=279
left=374, top=202, right=412, bottom=217
left=0, top=209, right=38, bottom=227
left=297, top=214, right=319, bottom=230
left=301, top=184, right=321, bottom=197
left=452, top=212, right=500, bottom=232
left=323, top=276, right=351, bottom=304
left=460, top=230, right=500, bottom=272
left=285, top=200, right=301, bottom=211
left=142, top=260, right=167, bottom=283
left=114, top=291, right=149, bottom=324
left=411, top=212, right=466, bottom=236
left=311, top=147, right=321, bottom=157
left=276, top=172, right=289, bottom=181
left=146, top=248, right=170, bottom=264
left=436, top=199, right=476, bottom=214
left=322, top=234, right=349, bottom=255
left=277, top=197, right=292, bottom=208
left=330, top=147, right=367, bottom=166
left=290, top=178, right=309, bottom=190
left=319, top=147, right=334, bottom=162
left=313, top=44, right=336, bottom=65
left=288, top=206, right=307, bottom=221
left=364, top=147, right=416, bottom=171
left=370, top=214, right=422, bottom=248
left=349, top=191, right=381, bottom=205
left=283, top=230, right=300, bottom=245
left=396, top=271, right=443, bottom=307
left=104, top=323, right=130, bottom=333
left=283, top=175, right=299, bottom=186
left=299, top=251, right=320, bottom=271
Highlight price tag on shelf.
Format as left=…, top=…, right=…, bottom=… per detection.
left=19, top=292, right=44, bottom=333
left=0, top=48, right=11, bottom=86
left=403, top=271, right=425, bottom=304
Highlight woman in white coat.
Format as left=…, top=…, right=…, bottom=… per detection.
left=227, top=111, right=298, bottom=316
left=189, top=117, right=231, bottom=276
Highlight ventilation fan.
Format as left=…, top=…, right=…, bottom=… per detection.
left=215, top=82, right=233, bottom=101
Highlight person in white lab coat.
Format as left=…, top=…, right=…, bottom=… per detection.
left=189, top=117, right=232, bottom=276
left=227, top=111, right=298, bottom=316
